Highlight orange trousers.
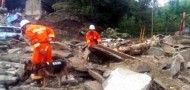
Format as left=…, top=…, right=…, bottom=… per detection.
left=32, top=43, right=52, bottom=64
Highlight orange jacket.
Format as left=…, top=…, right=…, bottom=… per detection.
left=85, top=30, right=101, bottom=46
left=25, top=24, right=55, bottom=48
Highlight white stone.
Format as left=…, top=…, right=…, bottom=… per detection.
left=103, top=68, right=151, bottom=90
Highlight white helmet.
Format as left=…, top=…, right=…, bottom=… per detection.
left=89, top=25, right=95, bottom=30
left=20, top=20, right=30, bottom=28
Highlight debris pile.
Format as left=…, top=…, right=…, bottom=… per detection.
left=0, top=31, right=189, bottom=90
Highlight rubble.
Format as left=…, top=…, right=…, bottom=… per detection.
left=170, top=53, right=185, bottom=77
left=178, top=70, right=190, bottom=84
left=136, top=63, right=151, bottom=73
left=0, top=75, right=19, bottom=86
left=7, top=48, right=22, bottom=54
left=84, top=81, right=103, bottom=90
left=180, top=85, right=190, bottom=90
left=147, top=47, right=165, bottom=56
left=179, top=49, right=190, bottom=61
left=0, top=27, right=190, bottom=90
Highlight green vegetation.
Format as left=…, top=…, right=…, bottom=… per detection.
left=46, top=0, right=190, bottom=37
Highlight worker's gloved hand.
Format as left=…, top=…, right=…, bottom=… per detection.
left=39, top=49, right=45, bottom=55
left=97, top=39, right=101, bottom=44
left=97, top=39, right=101, bottom=42
left=47, top=37, right=54, bottom=44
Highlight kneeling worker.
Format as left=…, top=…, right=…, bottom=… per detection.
left=85, top=24, right=101, bottom=46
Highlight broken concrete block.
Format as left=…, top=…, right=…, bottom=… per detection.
left=62, top=74, right=78, bottom=86
left=10, top=85, right=66, bottom=90
left=170, top=53, right=185, bottom=74
left=163, top=35, right=175, bottom=44
left=103, top=68, right=151, bottom=90
left=8, top=48, right=22, bottom=54
left=178, top=70, right=190, bottom=84
left=179, top=49, right=190, bottom=61
left=23, top=46, right=33, bottom=53
left=136, top=63, right=151, bottom=73
left=148, top=47, right=165, bottom=56
left=180, top=85, right=190, bottom=90
left=162, top=44, right=175, bottom=54
left=0, top=75, right=19, bottom=86
left=180, top=39, right=190, bottom=45
left=186, top=62, right=190, bottom=69
left=84, top=81, right=103, bottom=90
left=153, top=78, right=167, bottom=90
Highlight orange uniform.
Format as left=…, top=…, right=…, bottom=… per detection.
left=85, top=30, right=101, bottom=46
left=25, top=24, right=55, bottom=64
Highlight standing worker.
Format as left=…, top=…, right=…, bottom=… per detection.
left=85, top=24, right=101, bottom=46
left=20, top=20, right=55, bottom=80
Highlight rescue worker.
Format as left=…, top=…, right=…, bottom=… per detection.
left=20, top=20, right=55, bottom=80
left=85, top=25, right=101, bottom=46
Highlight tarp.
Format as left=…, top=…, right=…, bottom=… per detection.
left=6, top=14, right=18, bottom=23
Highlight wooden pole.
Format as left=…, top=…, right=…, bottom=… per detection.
left=151, top=0, right=154, bottom=36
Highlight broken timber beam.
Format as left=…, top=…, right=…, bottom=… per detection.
left=89, top=45, right=143, bottom=61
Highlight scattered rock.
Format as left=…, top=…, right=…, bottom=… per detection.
left=15, top=65, right=25, bottom=80
left=84, top=81, right=103, bottom=90
left=180, top=39, right=190, bottom=45
left=170, top=53, right=185, bottom=77
left=10, top=85, right=65, bottom=90
left=0, top=75, right=19, bottom=86
left=62, top=74, right=78, bottom=86
left=7, top=48, right=22, bottom=54
left=162, top=44, right=175, bottom=56
left=136, top=63, right=151, bottom=73
left=178, top=71, right=190, bottom=84
left=180, top=85, right=190, bottom=90
left=0, top=69, right=6, bottom=75
left=179, top=49, right=190, bottom=61
left=0, top=54, right=22, bottom=63
left=148, top=47, right=165, bottom=56
left=23, top=46, right=33, bottom=53
left=163, top=35, right=175, bottom=44
left=153, top=78, right=167, bottom=90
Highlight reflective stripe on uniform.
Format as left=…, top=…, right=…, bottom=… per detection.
left=32, top=27, right=46, bottom=33
left=45, top=46, right=48, bottom=52
left=48, top=34, right=55, bottom=37
left=34, top=43, right=40, bottom=48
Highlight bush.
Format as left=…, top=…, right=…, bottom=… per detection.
left=52, top=2, right=70, bottom=11
left=118, top=16, right=139, bottom=36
